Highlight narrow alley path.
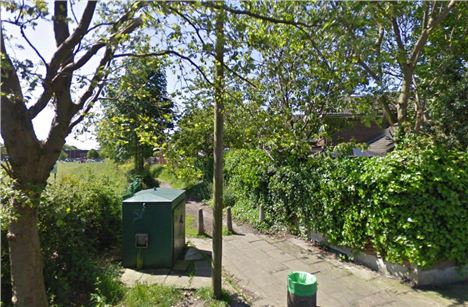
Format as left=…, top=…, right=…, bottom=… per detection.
left=186, top=201, right=467, bottom=307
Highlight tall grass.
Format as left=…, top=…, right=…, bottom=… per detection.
left=120, top=284, right=183, bottom=307
left=55, top=160, right=129, bottom=193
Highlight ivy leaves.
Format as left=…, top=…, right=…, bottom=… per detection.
left=225, top=145, right=468, bottom=268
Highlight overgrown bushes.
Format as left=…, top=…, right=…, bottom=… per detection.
left=1, top=170, right=124, bottom=306
left=154, top=164, right=212, bottom=201
left=124, top=166, right=160, bottom=199
left=224, top=144, right=468, bottom=268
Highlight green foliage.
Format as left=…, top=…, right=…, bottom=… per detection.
left=417, top=3, right=468, bottom=148
left=58, top=150, right=68, bottom=161
left=186, top=180, right=212, bottom=202
left=331, top=141, right=368, bottom=157
left=97, top=57, right=174, bottom=166
left=157, top=165, right=186, bottom=188
left=149, top=164, right=165, bottom=178
left=224, top=149, right=271, bottom=227
left=121, top=283, right=183, bottom=307
left=56, top=160, right=128, bottom=193
left=40, top=176, right=122, bottom=305
left=225, top=146, right=468, bottom=268
left=63, top=144, right=78, bottom=151
left=156, top=164, right=212, bottom=201
left=195, top=287, right=232, bottom=307
left=87, top=149, right=100, bottom=160
left=89, top=264, right=126, bottom=307
left=185, top=214, right=198, bottom=238
left=2, top=167, right=124, bottom=306
left=126, top=167, right=159, bottom=189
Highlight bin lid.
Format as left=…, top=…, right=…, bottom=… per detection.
left=123, top=187, right=185, bottom=205
left=287, top=271, right=317, bottom=296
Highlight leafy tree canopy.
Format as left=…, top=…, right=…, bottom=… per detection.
left=97, top=56, right=174, bottom=169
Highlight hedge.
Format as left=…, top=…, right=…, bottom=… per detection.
left=1, top=172, right=124, bottom=306
left=224, top=145, right=468, bottom=268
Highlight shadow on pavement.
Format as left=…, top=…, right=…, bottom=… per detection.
left=418, top=281, right=468, bottom=306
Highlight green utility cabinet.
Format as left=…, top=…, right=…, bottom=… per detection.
left=122, top=187, right=186, bottom=269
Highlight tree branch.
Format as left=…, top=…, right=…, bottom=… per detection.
left=70, top=17, right=145, bottom=114
left=165, top=6, right=256, bottom=87
left=1, top=162, right=14, bottom=179
left=20, top=25, right=48, bottom=69
left=29, top=3, right=145, bottom=119
left=220, top=60, right=256, bottom=87
left=70, top=0, right=79, bottom=24
left=48, top=1, right=97, bottom=78
left=409, top=0, right=456, bottom=67
left=428, top=0, right=455, bottom=29
left=68, top=81, right=105, bottom=131
left=391, top=17, right=406, bottom=58
left=28, top=88, right=54, bottom=119
left=1, top=28, right=41, bottom=177
left=422, top=2, right=430, bottom=31
left=358, top=59, right=380, bottom=83
left=201, top=1, right=313, bottom=29
left=86, top=22, right=117, bottom=34
left=53, top=1, right=71, bottom=47
left=61, top=42, right=106, bottom=73
left=114, top=51, right=213, bottom=86
left=167, top=6, right=208, bottom=46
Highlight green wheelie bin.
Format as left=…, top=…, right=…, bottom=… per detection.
left=287, top=271, right=317, bottom=307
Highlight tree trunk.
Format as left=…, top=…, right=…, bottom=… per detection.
left=379, top=94, right=396, bottom=126
left=8, top=189, right=48, bottom=307
left=212, top=5, right=225, bottom=300
left=133, top=135, right=144, bottom=171
left=396, top=68, right=413, bottom=123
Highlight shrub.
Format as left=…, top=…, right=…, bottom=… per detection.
left=224, top=149, right=271, bottom=227
left=124, top=167, right=160, bottom=199
left=1, top=171, right=124, bottom=306
left=186, top=180, right=212, bottom=202
left=361, top=145, right=468, bottom=267
left=149, top=164, right=165, bottom=178
left=127, top=167, right=159, bottom=190
left=225, top=145, right=468, bottom=268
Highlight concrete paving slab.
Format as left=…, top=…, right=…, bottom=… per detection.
left=139, top=272, right=167, bottom=284
left=185, top=247, right=205, bottom=261
left=121, top=268, right=143, bottom=286
left=139, top=268, right=171, bottom=275
left=164, top=273, right=193, bottom=288
left=194, top=260, right=211, bottom=277
left=172, top=260, right=190, bottom=272
left=189, top=276, right=212, bottom=289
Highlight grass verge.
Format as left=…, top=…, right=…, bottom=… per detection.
left=119, top=283, right=183, bottom=307
left=195, top=287, right=232, bottom=307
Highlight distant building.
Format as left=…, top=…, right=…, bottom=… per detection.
left=65, top=149, right=88, bottom=160
left=310, top=112, right=394, bottom=156
left=330, top=118, right=394, bottom=156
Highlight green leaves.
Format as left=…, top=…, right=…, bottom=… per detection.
left=97, top=57, right=174, bottom=164
left=225, top=145, right=468, bottom=268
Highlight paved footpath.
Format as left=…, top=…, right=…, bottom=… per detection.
left=188, top=202, right=467, bottom=307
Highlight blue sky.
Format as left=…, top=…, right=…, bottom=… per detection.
left=1, top=2, right=184, bottom=150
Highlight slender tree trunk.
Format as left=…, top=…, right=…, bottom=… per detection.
left=137, top=145, right=144, bottom=171
left=413, top=76, right=425, bottom=133
left=396, top=68, right=413, bottom=123
left=379, top=93, right=396, bottom=126
left=212, top=5, right=225, bottom=299
left=133, top=134, right=144, bottom=171
left=8, top=187, right=48, bottom=307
